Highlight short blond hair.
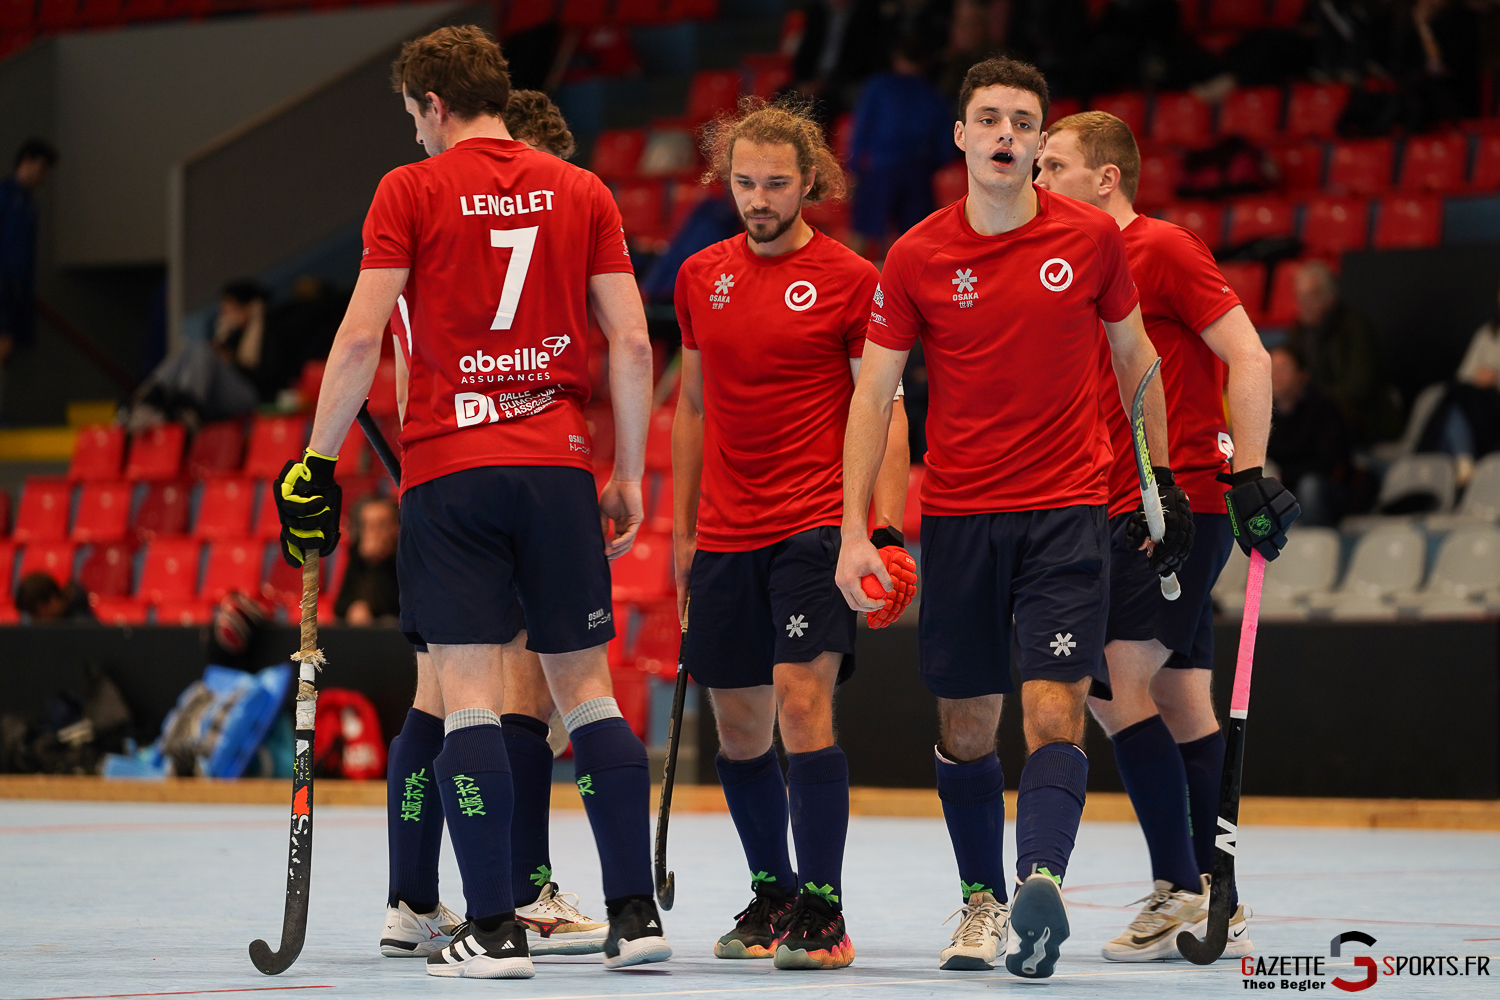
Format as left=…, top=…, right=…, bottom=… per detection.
left=701, top=96, right=846, bottom=202
left=1048, top=110, right=1142, bottom=202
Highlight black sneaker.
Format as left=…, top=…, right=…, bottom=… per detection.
left=425, top=917, right=534, bottom=979
left=773, top=891, right=855, bottom=969
left=603, top=895, right=673, bottom=969
left=714, top=880, right=797, bottom=959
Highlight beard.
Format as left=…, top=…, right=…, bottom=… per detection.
left=743, top=208, right=797, bottom=244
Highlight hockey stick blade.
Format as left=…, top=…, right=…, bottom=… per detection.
left=654, top=609, right=690, bottom=909
left=1177, top=550, right=1264, bottom=964
left=1129, top=357, right=1181, bottom=600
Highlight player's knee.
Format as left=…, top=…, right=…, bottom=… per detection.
left=938, top=705, right=999, bottom=760
left=774, top=689, right=832, bottom=746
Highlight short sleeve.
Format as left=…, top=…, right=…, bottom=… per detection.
left=361, top=168, right=417, bottom=269
left=867, top=243, right=924, bottom=351
left=1158, top=227, right=1240, bottom=335
left=674, top=258, right=698, bottom=350
left=842, top=261, right=880, bottom=358
left=1093, top=222, right=1140, bottom=323
left=590, top=178, right=635, bottom=276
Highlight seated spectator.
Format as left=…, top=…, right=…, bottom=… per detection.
left=1269, top=344, right=1352, bottom=526
left=15, top=572, right=93, bottom=623
left=128, top=280, right=267, bottom=429
left=1413, top=273, right=1500, bottom=471
left=336, top=496, right=400, bottom=626
left=257, top=276, right=348, bottom=404
left=1287, top=260, right=1399, bottom=444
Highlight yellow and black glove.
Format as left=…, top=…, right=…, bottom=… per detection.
left=273, top=449, right=341, bottom=567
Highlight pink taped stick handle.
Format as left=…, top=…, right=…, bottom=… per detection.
left=1230, top=550, right=1266, bottom=718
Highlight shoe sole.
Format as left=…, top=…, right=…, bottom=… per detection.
left=426, top=957, right=535, bottom=979
left=773, top=939, right=855, bottom=970
left=381, top=938, right=447, bottom=958
left=940, top=951, right=995, bottom=971
left=604, top=936, right=673, bottom=969
left=528, top=929, right=608, bottom=956
left=714, top=939, right=774, bottom=959
left=1005, top=878, right=1068, bottom=979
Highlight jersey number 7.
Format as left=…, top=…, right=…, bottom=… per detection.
left=490, top=226, right=539, bottom=330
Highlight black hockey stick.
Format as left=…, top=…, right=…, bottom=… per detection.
left=1130, top=357, right=1181, bottom=601
left=250, top=550, right=325, bottom=974
left=356, top=401, right=401, bottom=486
left=654, top=601, right=689, bottom=909
left=1177, top=549, right=1265, bottom=964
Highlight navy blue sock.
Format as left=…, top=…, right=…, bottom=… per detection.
left=502, top=713, right=554, bottom=907
left=716, top=748, right=796, bottom=891
left=386, top=708, right=445, bottom=913
left=571, top=717, right=653, bottom=901
left=1015, top=742, right=1088, bottom=884
left=935, top=749, right=1007, bottom=902
left=1112, top=716, right=1200, bottom=890
left=1179, top=730, right=1236, bottom=905
left=786, top=745, right=849, bottom=909
left=433, top=722, right=514, bottom=921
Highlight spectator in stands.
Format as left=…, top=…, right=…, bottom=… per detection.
left=336, top=496, right=400, bottom=626
left=256, top=276, right=348, bottom=404
left=848, top=37, right=956, bottom=253
left=1414, top=272, right=1500, bottom=467
left=1287, top=260, right=1396, bottom=444
left=128, top=280, right=266, bottom=429
left=790, top=0, right=890, bottom=117
left=1269, top=343, right=1352, bottom=526
left=15, top=572, right=93, bottom=623
left=0, top=139, right=57, bottom=416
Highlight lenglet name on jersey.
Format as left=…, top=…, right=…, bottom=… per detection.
left=460, top=189, right=556, bottom=218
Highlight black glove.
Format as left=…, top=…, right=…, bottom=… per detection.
left=274, top=449, right=342, bottom=567
left=1221, top=466, right=1300, bottom=561
left=1125, top=467, right=1195, bottom=577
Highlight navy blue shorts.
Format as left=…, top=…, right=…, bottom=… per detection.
left=918, top=506, right=1111, bottom=699
left=397, top=465, right=614, bottom=652
left=407, top=591, right=526, bottom=653
left=683, top=526, right=856, bottom=689
left=1106, top=511, right=1234, bottom=670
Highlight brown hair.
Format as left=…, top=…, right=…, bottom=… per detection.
left=505, top=89, right=576, bottom=159
left=957, top=57, right=1049, bottom=125
left=391, top=25, right=510, bottom=121
left=701, top=96, right=847, bottom=203
left=1048, top=110, right=1142, bottom=201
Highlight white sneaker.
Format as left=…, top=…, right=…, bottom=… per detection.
left=1222, top=904, right=1255, bottom=958
left=939, top=891, right=1010, bottom=970
left=380, top=900, right=462, bottom=958
left=515, top=881, right=609, bottom=955
left=426, top=919, right=535, bottom=979
left=1101, top=879, right=1208, bottom=963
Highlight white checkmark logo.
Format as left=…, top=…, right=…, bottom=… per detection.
left=785, top=280, right=817, bottom=311
left=1039, top=258, right=1073, bottom=292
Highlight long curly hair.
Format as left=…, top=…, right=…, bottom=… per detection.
left=700, top=95, right=846, bottom=203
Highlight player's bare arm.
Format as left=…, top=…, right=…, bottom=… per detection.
left=1200, top=304, right=1271, bottom=472
left=589, top=270, right=652, bottom=559
left=1103, top=305, right=1169, bottom=470
left=670, top=347, right=704, bottom=621
left=850, top=358, right=912, bottom=531
left=838, top=341, right=907, bottom=611
left=308, top=267, right=409, bottom=456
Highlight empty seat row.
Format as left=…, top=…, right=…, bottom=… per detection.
left=1162, top=192, right=1443, bottom=255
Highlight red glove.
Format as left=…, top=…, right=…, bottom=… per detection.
left=861, top=526, right=918, bottom=629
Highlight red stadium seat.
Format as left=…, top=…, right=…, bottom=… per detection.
left=298, top=359, right=326, bottom=411
left=124, top=423, right=186, bottom=481
left=154, top=599, right=214, bottom=626
left=684, top=69, right=742, bottom=124
left=77, top=0, right=124, bottom=26
left=591, top=128, right=647, bottom=180
left=36, top=0, right=81, bottom=29
left=609, top=666, right=651, bottom=740
left=1286, top=82, right=1350, bottom=138
left=1373, top=196, right=1443, bottom=249
left=252, top=483, right=283, bottom=540
left=0, top=0, right=34, bottom=30
left=1301, top=196, right=1370, bottom=255
left=193, top=478, right=255, bottom=541
left=1267, top=140, right=1325, bottom=191
left=1091, top=93, right=1147, bottom=136
left=134, top=480, right=190, bottom=541
left=243, top=415, right=307, bottom=480
left=137, top=538, right=201, bottom=604
left=1208, top=0, right=1270, bottom=28
left=801, top=197, right=850, bottom=238
left=644, top=473, right=673, bottom=535
left=933, top=160, right=967, bottom=207
left=664, top=0, right=717, bottom=16
left=1218, top=261, right=1268, bottom=324
left=1135, top=150, right=1182, bottom=208
left=644, top=405, right=674, bottom=472
left=366, top=357, right=399, bottom=419
left=611, top=533, right=673, bottom=603
left=1400, top=132, right=1468, bottom=192
left=1472, top=131, right=1500, bottom=190
left=92, top=595, right=148, bottom=626
left=72, top=480, right=132, bottom=543
left=1269, top=0, right=1307, bottom=27
left=669, top=180, right=717, bottom=231
left=585, top=403, right=616, bottom=468
left=79, top=541, right=136, bottom=598
left=0, top=489, right=10, bottom=537
left=1226, top=196, right=1295, bottom=245
left=264, top=545, right=334, bottom=614
left=1328, top=138, right=1395, bottom=196
left=337, top=421, right=370, bottom=478
left=14, top=478, right=71, bottom=543
left=614, top=180, right=670, bottom=249
left=502, top=0, right=554, bottom=34
left=202, top=539, right=263, bottom=602
left=1150, top=91, right=1212, bottom=148
left=19, top=541, right=76, bottom=587
left=559, top=0, right=609, bottom=26
left=614, top=0, right=668, bottom=24
left=1265, top=259, right=1305, bottom=326
left=68, top=424, right=125, bottom=481
left=1045, top=96, right=1082, bottom=128
left=185, top=420, right=244, bottom=478
left=1219, top=86, right=1283, bottom=142
left=1161, top=202, right=1225, bottom=250
left=743, top=52, right=790, bottom=100
left=630, top=602, right=682, bottom=679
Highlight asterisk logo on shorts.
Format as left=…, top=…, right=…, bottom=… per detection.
left=714, top=273, right=735, bottom=294
left=786, top=614, right=808, bottom=638
left=1049, top=633, right=1077, bottom=657
left=952, top=268, right=976, bottom=294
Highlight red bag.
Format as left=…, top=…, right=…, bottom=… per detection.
left=313, top=688, right=387, bottom=780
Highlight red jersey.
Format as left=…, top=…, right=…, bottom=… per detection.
left=675, top=229, right=878, bottom=551
left=1099, top=215, right=1239, bottom=517
left=868, top=187, right=1139, bottom=515
left=361, top=137, right=633, bottom=493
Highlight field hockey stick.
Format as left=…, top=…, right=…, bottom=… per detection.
left=654, top=599, right=689, bottom=909
left=249, top=548, right=325, bottom=974
left=1176, top=548, right=1265, bottom=965
left=1130, top=358, right=1182, bottom=601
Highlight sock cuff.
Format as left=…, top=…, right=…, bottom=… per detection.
left=1018, top=742, right=1088, bottom=803
left=714, top=747, right=781, bottom=786
left=444, top=708, right=501, bottom=735
left=786, top=745, right=848, bottom=784
left=934, top=748, right=1004, bottom=804
left=571, top=716, right=647, bottom=772
left=1177, top=730, right=1224, bottom=755
left=434, top=722, right=511, bottom=775
left=501, top=713, right=551, bottom=742
left=563, top=696, right=622, bottom=732
left=402, top=707, right=446, bottom=746
left=1113, top=714, right=1171, bottom=746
